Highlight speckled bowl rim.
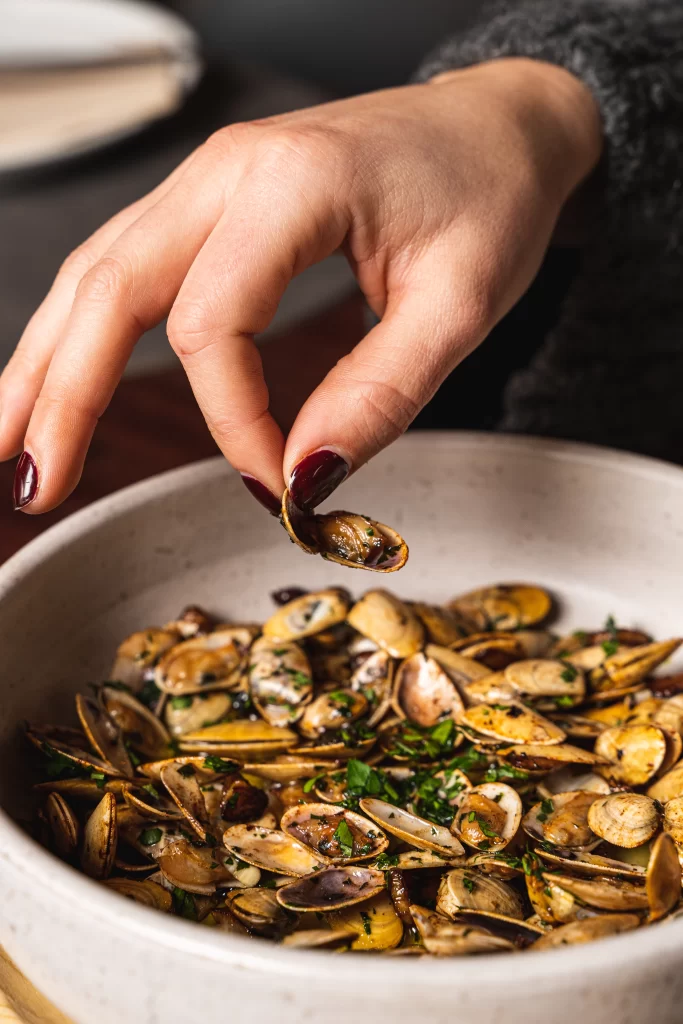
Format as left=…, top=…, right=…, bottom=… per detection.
left=1, top=432, right=683, bottom=989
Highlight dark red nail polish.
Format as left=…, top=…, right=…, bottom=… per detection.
left=13, top=451, right=38, bottom=510
left=289, top=449, right=350, bottom=511
left=240, top=474, right=282, bottom=516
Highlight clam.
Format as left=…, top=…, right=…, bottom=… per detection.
left=154, top=630, right=246, bottom=696
left=81, top=792, right=117, bottom=880
left=281, top=491, right=408, bottom=572
left=327, top=891, right=404, bottom=950
left=243, top=760, right=339, bottom=784
left=457, top=702, right=566, bottom=746
left=392, top=653, right=464, bottom=727
left=424, top=644, right=492, bottom=687
left=347, top=590, right=424, bottom=659
left=647, top=760, right=683, bottom=803
left=164, top=692, right=234, bottom=738
left=45, top=792, right=79, bottom=859
left=110, top=627, right=179, bottom=689
left=411, top=602, right=472, bottom=646
left=436, top=868, right=524, bottom=919
left=248, top=637, right=313, bottom=727
left=594, top=724, right=668, bottom=786
left=225, top=887, right=296, bottom=938
left=409, top=905, right=514, bottom=955
left=349, top=650, right=395, bottom=728
left=160, top=839, right=260, bottom=895
left=103, top=877, right=173, bottom=911
left=223, top=823, right=326, bottom=875
left=544, top=872, right=649, bottom=912
left=177, top=720, right=298, bottom=759
left=451, top=783, right=522, bottom=853
left=376, top=849, right=464, bottom=870
left=280, top=803, right=387, bottom=863
left=276, top=866, right=386, bottom=911
left=499, top=743, right=608, bottom=774
left=646, top=832, right=681, bottom=922
left=590, top=639, right=682, bottom=693
left=35, top=778, right=127, bottom=801
left=535, top=848, right=646, bottom=880
left=75, top=693, right=134, bottom=776
left=503, top=659, right=586, bottom=707
left=587, top=793, right=660, bottom=848
left=450, top=634, right=525, bottom=672
left=448, top=583, right=552, bottom=631
left=532, top=914, right=640, bottom=950
left=158, top=761, right=209, bottom=841
left=298, top=690, right=369, bottom=739
left=122, top=784, right=183, bottom=822
left=525, top=870, right=579, bottom=925
left=523, top=791, right=598, bottom=849
left=359, top=797, right=464, bottom=857
left=282, top=928, right=355, bottom=949
left=537, top=766, right=611, bottom=799
left=263, top=589, right=350, bottom=643
left=101, top=685, right=171, bottom=758
left=663, top=795, right=683, bottom=846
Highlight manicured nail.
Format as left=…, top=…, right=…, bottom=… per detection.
left=240, top=474, right=282, bottom=516
left=13, top=451, right=38, bottom=510
left=288, top=448, right=350, bottom=511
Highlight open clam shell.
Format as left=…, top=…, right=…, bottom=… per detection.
left=45, top=792, right=80, bottom=859
left=101, top=685, right=171, bottom=759
left=411, top=602, right=472, bottom=646
left=327, top=890, right=404, bottom=950
left=359, top=797, right=464, bottom=857
left=76, top=693, right=134, bottom=777
left=122, top=784, right=183, bottom=822
left=542, top=871, right=649, bottom=912
left=281, top=492, right=408, bottom=572
left=450, top=635, right=525, bottom=672
left=154, top=630, right=246, bottom=696
left=280, top=803, right=387, bottom=863
left=163, top=692, right=234, bottom=738
left=523, top=791, right=598, bottom=850
left=298, top=690, right=369, bottom=739
left=223, top=823, right=326, bottom=876
left=347, top=590, right=424, bottom=659
left=646, top=832, right=681, bottom=922
left=503, top=659, right=586, bottom=707
left=159, top=762, right=209, bottom=841
left=424, top=644, right=492, bottom=688
left=226, top=887, right=297, bottom=938
left=663, top=794, right=683, bottom=846
left=177, top=720, right=298, bottom=759
left=110, top=627, right=179, bottom=689
left=587, top=793, right=660, bottom=849
left=158, top=836, right=260, bottom=895
left=536, top=766, right=611, bottom=800
left=533, top=913, right=641, bottom=950
left=409, top=905, right=514, bottom=955
left=263, top=589, right=350, bottom=643
left=451, top=783, right=521, bottom=854
left=81, top=792, right=117, bottom=880
left=437, top=868, right=524, bottom=919
left=648, top=760, right=683, bottom=803
left=103, top=877, right=173, bottom=911
left=392, top=653, right=464, bottom=728
left=248, top=636, right=313, bottom=728
left=591, top=638, right=682, bottom=693
left=535, top=848, right=646, bottom=881
left=448, top=583, right=552, bottom=632
left=243, top=759, right=339, bottom=784
left=276, top=866, right=386, bottom=911
left=594, top=724, right=668, bottom=786
left=499, top=743, right=608, bottom=775
left=349, top=649, right=395, bottom=728
left=457, top=702, right=566, bottom=746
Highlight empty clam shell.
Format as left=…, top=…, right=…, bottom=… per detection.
left=457, top=702, right=566, bottom=746
left=226, top=887, right=296, bottom=938
left=110, top=627, right=179, bottom=689
left=392, top=653, right=464, bottom=728
left=448, top=583, right=552, bottom=632
left=248, top=637, right=313, bottom=727
left=158, top=835, right=259, bottom=894
left=411, top=602, right=472, bottom=646
left=647, top=760, right=683, bottom=803
left=409, top=904, right=514, bottom=955
left=349, top=649, right=395, bottom=728
left=164, top=692, right=234, bottom=738
left=159, top=762, right=208, bottom=841
left=525, top=791, right=597, bottom=850
left=327, top=891, right=404, bottom=950
left=276, top=866, right=386, bottom=911
left=280, top=803, right=387, bottom=863
left=587, top=793, right=660, bottom=849
left=591, top=639, right=682, bottom=693
left=155, top=630, right=245, bottom=696
left=437, top=868, right=524, bottom=919
left=503, top=659, right=585, bottom=706
left=451, top=783, right=522, bottom=854
left=359, top=797, right=464, bottom=857
left=81, top=792, right=117, bottom=880
left=500, top=743, right=609, bottom=774
left=543, top=872, right=649, bottom=912
left=177, top=720, right=298, bottom=759
left=532, top=913, right=640, bottom=950
left=45, top=792, right=80, bottom=859
left=263, top=589, right=350, bottom=642
left=76, top=693, right=133, bottom=777
left=122, top=784, right=183, bottom=822
left=223, top=823, right=326, bottom=876
left=347, top=590, right=424, bottom=659
left=594, top=724, right=668, bottom=786
left=101, top=685, right=171, bottom=759
left=103, top=877, right=173, bottom=911
left=646, top=832, right=681, bottom=922
left=424, top=645, right=492, bottom=687
left=535, top=848, right=646, bottom=880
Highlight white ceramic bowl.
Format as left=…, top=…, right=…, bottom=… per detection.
left=1, top=432, right=682, bottom=1024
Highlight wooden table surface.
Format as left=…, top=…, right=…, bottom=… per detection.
left=0, top=292, right=366, bottom=565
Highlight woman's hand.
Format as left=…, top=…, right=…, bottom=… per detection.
left=0, top=58, right=601, bottom=514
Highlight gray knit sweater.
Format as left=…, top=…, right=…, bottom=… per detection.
left=416, top=0, right=683, bottom=462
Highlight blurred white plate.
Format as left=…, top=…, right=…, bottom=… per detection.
left=0, top=0, right=202, bottom=172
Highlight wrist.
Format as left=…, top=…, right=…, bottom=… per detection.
left=430, top=58, right=603, bottom=200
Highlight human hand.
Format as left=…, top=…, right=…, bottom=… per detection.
left=1, top=58, right=601, bottom=514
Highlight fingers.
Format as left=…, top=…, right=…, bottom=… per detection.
left=165, top=142, right=350, bottom=504
left=17, top=156, right=227, bottom=513
left=284, top=250, right=491, bottom=510
left=0, top=154, right=196, bottom=463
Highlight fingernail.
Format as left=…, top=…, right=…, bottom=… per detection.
left=13, top=451, right=38, bottom=510
left=240, top=474, right=282, bottom=516
left=288, top=448, right=350, bottom=511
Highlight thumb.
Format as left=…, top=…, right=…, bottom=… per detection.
left=283, top=257, right=490, bottom=510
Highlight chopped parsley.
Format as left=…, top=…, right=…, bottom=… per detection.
left=172, top=887, right=198, bottom=921
left=537, top=798, right=555, bottom=823
left=554, top=694, right=575, bottom=708
left=360, top=911, right=372, bottom=935
left=139, top=827, right=163, bottom=846
left=374, top=852, right=400, bottom=869
left=333, top=819, right=354, bottom=857
left=178, top=763, right=196, bottom=778
left=602, top=639, right=619, bottom=657
left=463, top=877, right=476, bottom=893
left=560, top=664, right=578, bottom=683
left=170, top=695, right=193, bottom=710
left=203, top=756, right=239, bottom=774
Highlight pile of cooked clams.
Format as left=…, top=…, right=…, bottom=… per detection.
left=25, top=582, right=683, bottom=955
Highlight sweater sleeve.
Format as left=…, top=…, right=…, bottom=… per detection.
left=414, top=0, right=683, bottom=248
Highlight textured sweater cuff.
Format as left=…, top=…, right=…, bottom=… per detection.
left=414, top=1, right=683, bottom=239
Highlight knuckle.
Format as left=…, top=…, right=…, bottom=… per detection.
left=255, top=123, right=350, bottom=181
left=166, top=301, right=217, bottom=359
left=341, top=366, right=421, bottom=449
left=201, top=121, right=262, bottom=161
left=76, top=253, right=132, bottom=306
left=58, top=243, right=99, bottom=282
